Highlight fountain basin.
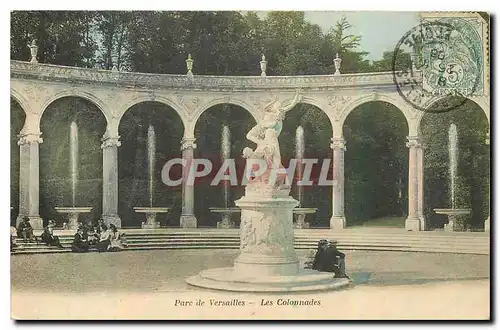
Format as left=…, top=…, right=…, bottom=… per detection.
left=134, top=207, right=170, bottom=229
left=209, top=207, right=241, bottom=229
left=293, top=208, right=317, bottom=229
left=434, top=208, right=471, bottom=232
left=54, top=207, right=93, bottom=230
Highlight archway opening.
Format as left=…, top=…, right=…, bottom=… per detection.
left=194, top=104, right=256, bottom=227
left=343, top=101, right=409, bottom=227
left=118, top=102, right=184, bottom=228
left=421, top=98, right=489, bottom=230
left=280, top=103, right=333, bottom=227
left=10, top=97, right=26, bottom=226
left=40, top=97, right=107, bottom=227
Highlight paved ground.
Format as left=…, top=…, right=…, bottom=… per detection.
left=11, top=250, right=490, bottom=320
left=11, top=250, right=489, bottom=293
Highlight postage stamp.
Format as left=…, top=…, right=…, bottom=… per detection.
left=392, top=17, right=485, bottom=113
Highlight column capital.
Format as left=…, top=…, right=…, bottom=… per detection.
left=101, top=135, right=121, bottom=149
left=181, top=137, right=197, bottom=151
left=330, top=137, right=346, bottom=150
left=18, top=132, right=43, bottom=145
left=406, top=136, right=425, bottom=149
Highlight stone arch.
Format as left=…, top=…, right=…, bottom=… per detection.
left=117, top=95, right=187, bottom=134
left=415, top=96, right=490, bottom=135
left=298, top=96, right=335, bottom=130
left=190, top=97, right=259, bottom=137
left=337, top=93, right=412, bottom=137
left=38, top=89, right=111, bottom=129
left=10, top=88, right=32, bottom=116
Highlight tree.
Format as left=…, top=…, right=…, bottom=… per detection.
left=325, top=16, right=372, bottom=73
left=11, top=11, right=98, bottom=67
left=371, top=49, right=412, bottom=72
left=95, top=11, right=133, bottom=70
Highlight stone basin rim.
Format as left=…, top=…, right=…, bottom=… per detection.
left=54, top=207, right=93, bottom=212
left=434, top=208, right=472, bottom=215
left=209, top=207, right=241, bottom=213
left=294, top=207, right=318, bottom=213
left=133, top=207, right=170, bottom=213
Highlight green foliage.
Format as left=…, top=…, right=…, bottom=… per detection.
left=11, top=11, right=413, bottom=74
left=11, top=11, right=98, bottom=67
left=371, top=49, right=412, bottom=72
left=343, top=102, right=409, bottom=224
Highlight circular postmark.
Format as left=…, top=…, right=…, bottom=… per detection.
left=392, top=19, right=483, bottom=113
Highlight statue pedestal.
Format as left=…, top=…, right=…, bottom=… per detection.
left=186, top=183, right=350, bottom=292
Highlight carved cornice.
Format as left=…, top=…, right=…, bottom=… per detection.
left=11, top=61, right=416, bottom=91
left=181, top=137, right=197, bottom=151
left=18, top=132, right=43, bottom=145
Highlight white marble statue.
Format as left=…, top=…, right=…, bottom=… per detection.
left=243, top=90, right=302, bottom=170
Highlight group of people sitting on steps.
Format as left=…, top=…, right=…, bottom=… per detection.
left=10, top=217, right=127, bottom=253
left=72, top=219, right=127, bottom=253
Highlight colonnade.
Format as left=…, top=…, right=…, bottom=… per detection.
left=14, top=121, right=426, bottom=232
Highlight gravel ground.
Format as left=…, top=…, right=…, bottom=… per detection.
left=11, top=250, right=490, bottom=294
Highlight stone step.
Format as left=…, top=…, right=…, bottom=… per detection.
left=16, top=239, right=489, bottom=250
left=12, top=231, right=489, bottom=255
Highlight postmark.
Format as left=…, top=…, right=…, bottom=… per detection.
left=392, top=18, right=483, bottom=113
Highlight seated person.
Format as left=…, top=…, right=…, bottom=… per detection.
left=40, top=220, right=63, bottom=248
left=108, top=224, right=127, bottom=252
left=327, top=240, right=348, bottom=278
left=71, top=227, right=90, bottom=253
left=17, top=217, right=36, bottom=243
left=86, top=224, right=99, bottom=245
left=312, top=239, right=349, bottom=279
left=95, top=224, right=112, bottom=252
left=95, top=219, right=105, bottom=235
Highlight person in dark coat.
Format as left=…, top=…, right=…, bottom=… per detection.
left=17, top=217, right=36, bottom=243
left=40, top=220, right=63, bottom=248
left=71, top=227, right=90, bottom=253
left=327, top=240, right=348, bottom=278
left=312, top=239, right=349, bottom=278
left=95, top=224, right=111, bottom=252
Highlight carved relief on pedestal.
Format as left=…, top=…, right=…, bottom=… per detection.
left=239, top=206, right=295, bottom=256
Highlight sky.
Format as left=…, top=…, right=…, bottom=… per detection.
left=257, top=11, right=421, bottom=61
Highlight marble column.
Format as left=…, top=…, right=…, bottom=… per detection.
left=330, top=137, right=346, bottom=230
left=406, top=136, right=424, bottom=231
left=101, top=135, right=121, bottom=228
left=416, top=143, right=426, bottom=230
left=16, top=132, right=43, bottom=229
left=180, top=137, right=197, bottom=228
